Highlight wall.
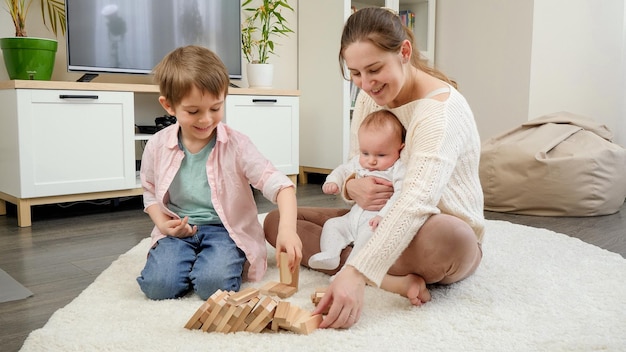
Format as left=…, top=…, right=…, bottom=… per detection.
left=436, top=0, right=626, bottom=146
left=0, top=0, right=299, bottom=90
left=528, top=0, right=626, bottom=146
left=435, top=1, right=534, bottom=141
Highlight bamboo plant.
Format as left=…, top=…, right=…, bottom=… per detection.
left=241, top=0, right=294, bottom=64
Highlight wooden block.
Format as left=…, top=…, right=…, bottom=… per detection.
left=206, top=289, right=229, bottom=309
left=259, top=281, right=280, bottom=295
left=311, top=287, right=327, bottom=305
left=189, top=320, right=203, bottom=330
left=198, top=306, right=212, bottom=325
left=271, top=301, right=291, bottom=331
left=297, top=314, right=323, bottom=335
left=225, top=304, right=246, bottom=333
left=279, top=252, right=299, bottom=288
left=282, top=305, right=303, bottom=330
left=290, top=262, right=299, bottom=289
left=226, top=286, right=259, bottom=306
left=197, top=290, right=228, bottom=328
left=254, top=315, right=274, bottom=333
left=245, top=297, right=277, bottom=332
left=201, top=291, right=230, bottom=332
left=272, top=283, right=297, bottom=298
left=202, top=300, right=227, bottom=332
left=215, top=303, right=238, bottom=333
left=287, top=309, right=313, bottom=334
left=230, top=297, right=259, bottom=332
left=184, top=301, right=209, bottom=329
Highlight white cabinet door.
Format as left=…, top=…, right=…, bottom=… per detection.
left=225, top=95, right=299, bottom=176
left=16, top=89, right=135, bottom=197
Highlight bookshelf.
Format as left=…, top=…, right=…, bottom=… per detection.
left=299, top=0, right=436, bottom=182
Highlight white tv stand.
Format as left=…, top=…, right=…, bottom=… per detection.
left=0, top=80, right=299, bottom=227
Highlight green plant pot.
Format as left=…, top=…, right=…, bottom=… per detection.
left=0, top=37, right=58, bottom=80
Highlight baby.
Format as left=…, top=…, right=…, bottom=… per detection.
left=308, top=109, right=405, bottom=270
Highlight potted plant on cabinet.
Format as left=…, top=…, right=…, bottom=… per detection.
left=241, top=0, right=293, bottom=88
left=1, top=0, right=66, bottom=80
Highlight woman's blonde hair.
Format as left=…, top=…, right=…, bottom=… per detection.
left=339, top=7, right=456, bottom=89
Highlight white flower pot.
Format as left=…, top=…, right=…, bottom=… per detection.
left=246, top=63, right=274, bottom=89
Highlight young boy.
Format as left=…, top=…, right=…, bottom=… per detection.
left=308, top=110, right=405, bottom=271
left=137, top=45, right=302, bottom=300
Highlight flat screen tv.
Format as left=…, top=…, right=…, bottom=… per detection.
left=65, top=0, right=242, bottom=81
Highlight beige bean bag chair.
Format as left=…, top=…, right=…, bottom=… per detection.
left=480, top=112, right=626, bottom=216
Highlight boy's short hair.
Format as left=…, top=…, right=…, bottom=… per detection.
left=153, top=45, right=230, bottom=107
left=360, top=109, right=406, bottom=143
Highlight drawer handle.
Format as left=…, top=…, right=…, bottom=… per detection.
left=59, top=94, right=99, bottom=100
left=252, top=99, right=277, bottom=104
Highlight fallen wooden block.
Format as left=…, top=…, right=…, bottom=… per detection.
left=310, top=287, right=329, bottom=315
left=201, top=291, right=230, bottom=332
left=184, top=301, right=209, bottom=330
left=184, top=268, right=325, bottom=335
left=245, top=296, right=277, bottom=333
left=227, top=286, right=260, bottom=306
left=229, top=296, right=259, bottom=332
left=297, top=314, right=323, bottom=335
left=271, top=301, right=291, bottom=331
left=259, top=281, right=280, bottom=295
left=260, top=281, right=297, bottom=299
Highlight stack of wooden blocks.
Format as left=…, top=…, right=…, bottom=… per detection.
left=184, top=252, right=324, bottom=335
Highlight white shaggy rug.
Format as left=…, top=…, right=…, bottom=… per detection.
left=20, top=216, right=626, bottom=352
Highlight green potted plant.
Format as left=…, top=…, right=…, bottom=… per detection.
left=241, top=0, right=293, bottom=88
left=1, top=0, right=66, bottom=80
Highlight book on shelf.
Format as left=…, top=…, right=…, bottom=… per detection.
left=399, top=10, right=415, bottom=31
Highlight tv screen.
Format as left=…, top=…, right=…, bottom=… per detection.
left=65, top=0, right=242, bottom=80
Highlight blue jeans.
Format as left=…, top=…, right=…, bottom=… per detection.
left=136, top=224, right=246, bottom=300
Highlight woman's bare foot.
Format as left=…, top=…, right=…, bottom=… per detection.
left=381, top=273, right=431, bottom=306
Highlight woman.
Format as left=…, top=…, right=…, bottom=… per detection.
left=265, top=7, right=485, bottom=329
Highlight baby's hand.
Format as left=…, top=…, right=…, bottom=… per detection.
left=369, top=215, right=382, bottom=230
left=322, top=182, right=340, bottom=195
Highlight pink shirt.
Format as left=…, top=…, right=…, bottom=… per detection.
left=140, top=122, right=294, bottom=282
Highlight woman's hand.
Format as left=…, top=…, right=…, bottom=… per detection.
left=346, top=176, right=394, bottom=211
left=313, top=265, right=367, bottom=329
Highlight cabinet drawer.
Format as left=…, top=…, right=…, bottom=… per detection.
left=15, top=89, right=136, bottom=197
left=225, top=95, right=299, bottom=175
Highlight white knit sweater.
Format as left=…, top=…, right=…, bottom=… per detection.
left=345, top=86, right=485, bottom=287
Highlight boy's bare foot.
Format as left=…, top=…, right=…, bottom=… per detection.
left=381, top=273, right=431, bottom=306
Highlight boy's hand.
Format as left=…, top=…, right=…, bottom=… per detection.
left=322, top=182, right=340, bottom=195
left=275, top=230, right=302, bottom=273
left=160, top=216, right=197, bottom=238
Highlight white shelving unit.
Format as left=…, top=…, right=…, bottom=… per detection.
left=0, top=80, right=299, bottom=227
left=298, top=0, right=435, bottom=182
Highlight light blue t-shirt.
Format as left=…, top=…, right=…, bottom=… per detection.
left=167, top=135, right=221, bottom=225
